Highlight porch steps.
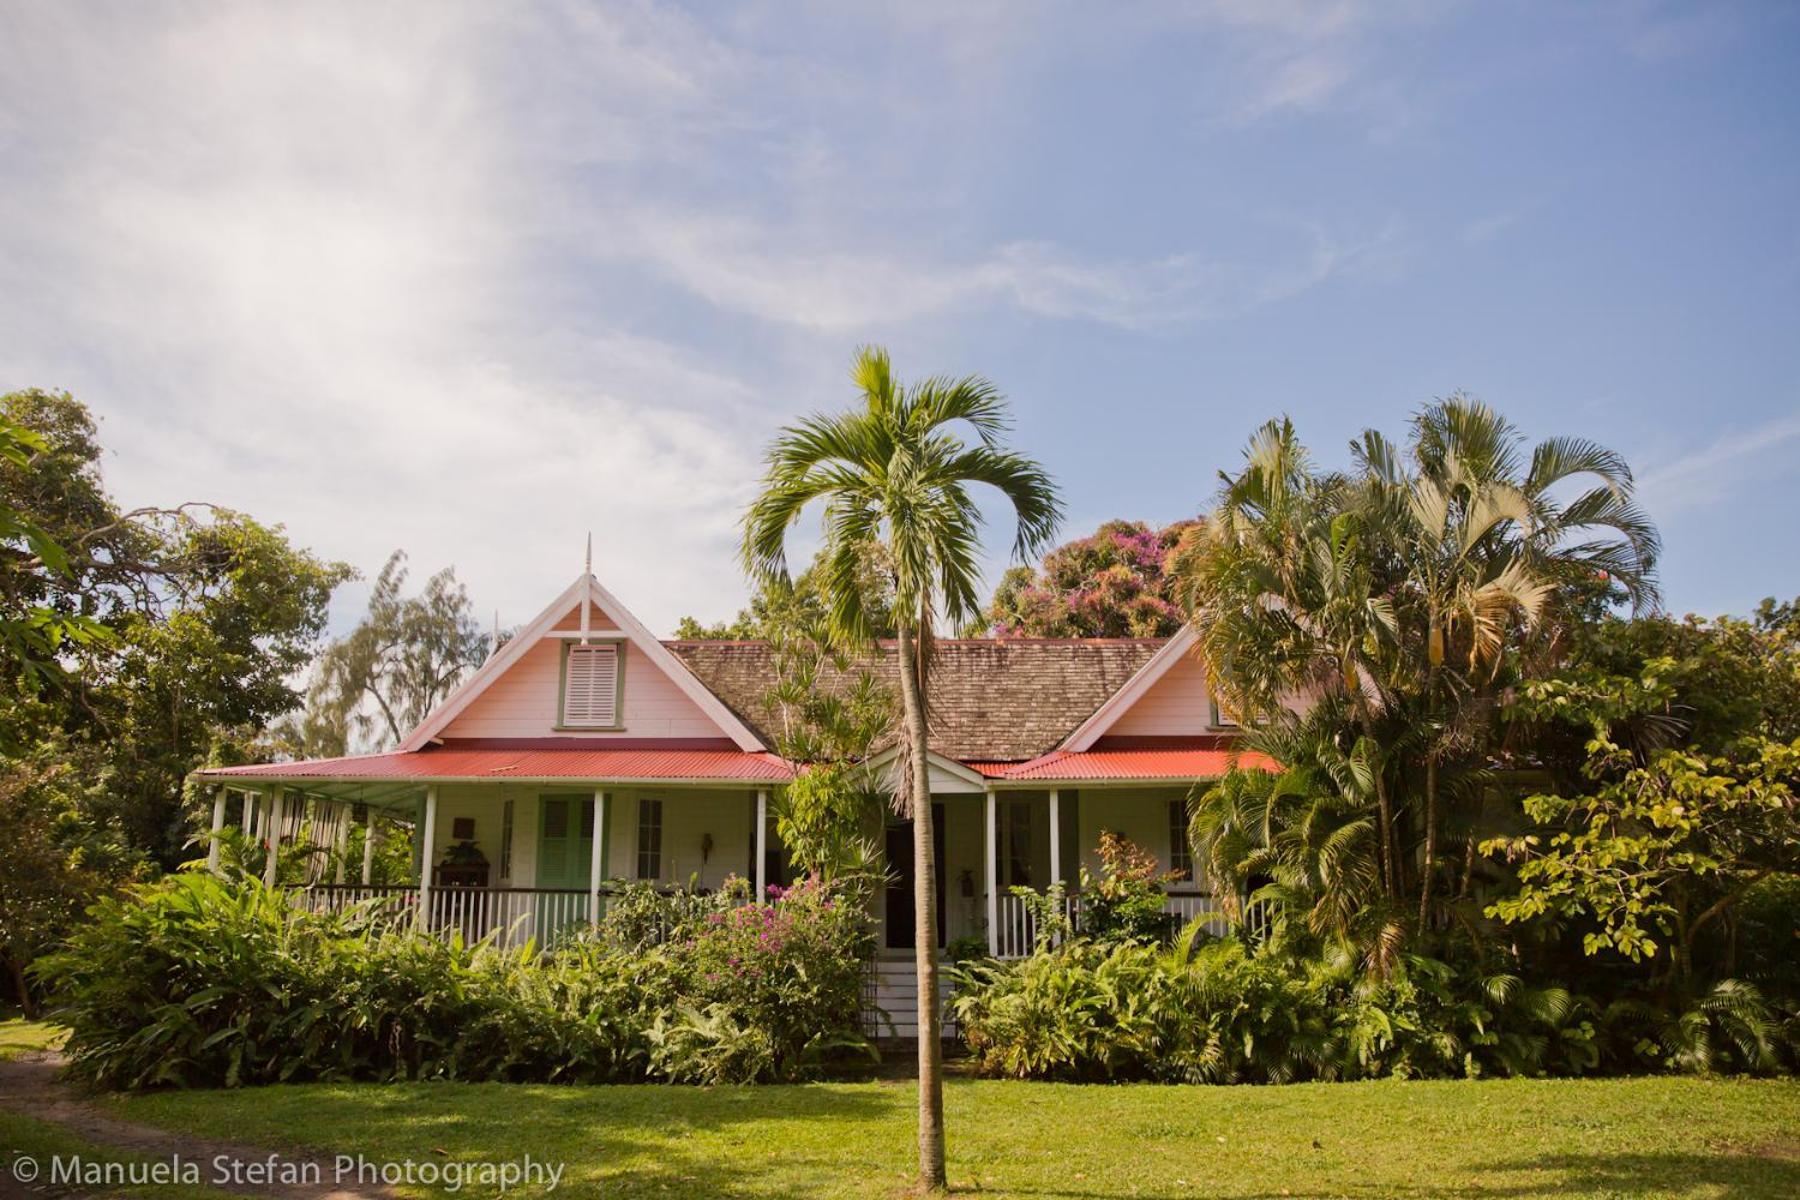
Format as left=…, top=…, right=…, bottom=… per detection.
left=862, top=958, right=957, bottom=1041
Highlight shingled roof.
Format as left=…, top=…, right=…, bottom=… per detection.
left=664, top=638, right=1165, bottom=762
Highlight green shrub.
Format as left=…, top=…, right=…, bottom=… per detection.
left=37, top=872, right=872, bottom=1090
left=1077, top=831, right=1181, bottom=945
left=952, top=936, right=1606, bottom=1084
left=594, top=875, right=749, bottom=952
left=677, top=878, right=873, bottom=1076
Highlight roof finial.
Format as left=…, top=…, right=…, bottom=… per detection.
left=490, top=608, right=500, bottom=658
left=580, top=532, right=592, bottom=645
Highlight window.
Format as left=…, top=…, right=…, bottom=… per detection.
left=1209, top=695, right=1241, bottom=729
left=561, top=643, right=621, bottom=727
left=636, top=797, right=663, bottom=880
left=1003, top=800, right=1035, bottom=888
left=1169, top=798, right=1193, bottom=883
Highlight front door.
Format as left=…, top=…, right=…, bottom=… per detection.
left=536, top=795, right=599, bottom=941
left=884, top=803, right=946, bottom=951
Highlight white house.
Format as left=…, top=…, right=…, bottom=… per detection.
left=197, top=570, right=1269, bottom=1030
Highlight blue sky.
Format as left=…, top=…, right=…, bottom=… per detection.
left=2, top=2, right=1796, bottom=634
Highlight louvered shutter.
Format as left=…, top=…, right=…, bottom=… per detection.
left=562, top=644, right=619, bottom=727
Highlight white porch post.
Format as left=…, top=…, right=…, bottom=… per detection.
left=754, top=789, right=768, bottom=900
left=240, top=789, right=255, bottom=836
left=206, top=787, right=227, bottom=875
left=588, top=790, right=606, bottom=924
left=361, top=813, right=377, bottom=886
left=984, top=787, right=998, bottom=955
left=417, top=787, right=439, bottom=930
left=261, top=788, right=283, bottom=888
left=1048, top=788, right=1062, bottom=888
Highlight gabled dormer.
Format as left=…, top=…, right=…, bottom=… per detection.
left=1056, top=626, right=1238, bottom=750
left=398, top=575, right=765, bottom=751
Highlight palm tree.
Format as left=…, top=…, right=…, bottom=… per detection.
left=1177, top=399, right=1659, bottom=931
left=1189, top=698, right=1390, bottom=951
left=1353, top=397, right=1659, bottom=923
left=1173, top=420, right=1406, bottom=896
left=742, top=346, right=1060, bottom=1191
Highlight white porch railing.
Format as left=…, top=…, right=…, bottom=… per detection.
left=990, top=889, right=1269, bottom=957
left=294, top=885, right=596, bottom=950
left=992, top=891, right=1081, bottom=958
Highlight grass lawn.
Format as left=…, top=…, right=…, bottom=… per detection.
left=108, top=1075, right=1800, bottom=1199
left=0, top=1014, right=64, bottom=1060
left=0, top=1111, right=247, bottom=1200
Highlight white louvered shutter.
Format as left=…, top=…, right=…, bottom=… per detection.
left=562, top=644, right=619, bottom=727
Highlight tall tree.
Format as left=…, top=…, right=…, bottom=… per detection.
left=1354, top=400, right=1659, bottom=923
left=0, top=411, right=109, bottom=700
left=288, top=550, right=490, bottom=754
left=1176, top=398, right=1659, bottom=930
left=742, top=346, right=1060, bottom=1191
left=983, top=518, right=1195, bottom=638
left=1, top=389, right=351, bottom=864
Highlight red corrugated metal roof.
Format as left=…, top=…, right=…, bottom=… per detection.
left=977, top=747, right=1277, bottom=782
left=201, top=744, right=794, bottom=783
left=200, top=741, right=1269, bottom=786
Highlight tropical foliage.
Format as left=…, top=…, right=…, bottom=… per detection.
left=38, top=872, right=872, bottom=1090
left=1, top=390, right=349, bottom=1014
left=1172, top=399, right=1661, bottom=928
left=953, top=928, right=1790, bottom=1083
left=1487, top=670, right=1798, bottom=982
left=954, top=935, right=1609, bottom=1083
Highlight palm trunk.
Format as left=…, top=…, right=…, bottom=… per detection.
left=896, top=622, right=947, bottom=1191
left=1352, top=697, right=1398, bottom=900
left=1418, top=753, right=1438, bottom=929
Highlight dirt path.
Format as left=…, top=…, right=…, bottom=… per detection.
left=0, top=1053, right=402, bottom=1200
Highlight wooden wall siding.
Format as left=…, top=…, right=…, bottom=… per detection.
left=1076, top=786, right=1191, bottom=883
left=1106, top=653, right=1216, bottom=736
left=438, top=638, right=728, bottom=740
left=424, top=785, right=537, bottom=887
left=420, top=786, right=757, bottom=892
left=600, top=787, right=756, bottom=889
left=550, top=603, right=620, bottom=632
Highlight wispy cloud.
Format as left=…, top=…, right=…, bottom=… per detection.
left=0, top=2, right=769, bottom=631
left=1637, top=410, right=1800, bottom=516
left=0, top=0, right=1423, bottom=633
left=592, top=211, right=1400, bottom=333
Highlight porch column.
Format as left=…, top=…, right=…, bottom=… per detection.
left=754, top=789, right=768, bottom=900
left=588, top=790, right=607, bottom=924
left=261, top=788, right=283, bottom=888
left=361, top=813, right=377, bottom=886
left=206, top=786, right=227, bottom=875
left=984, top=787, right=998, bottom=956
left=1048, top=789, right=1062, bottom=888
left=333, top=802, right=349, bottom=885
left=240, top=789, right=255, bottom=837
left=417, top=786, right=439, bottom=931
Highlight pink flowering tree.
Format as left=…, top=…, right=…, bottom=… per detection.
left=983, top=519, right=1196, bottom=638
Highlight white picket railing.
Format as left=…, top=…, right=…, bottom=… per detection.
left=294, top=885, right=596, bottom=949
left=989, top=889, right=1267, bottom=957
